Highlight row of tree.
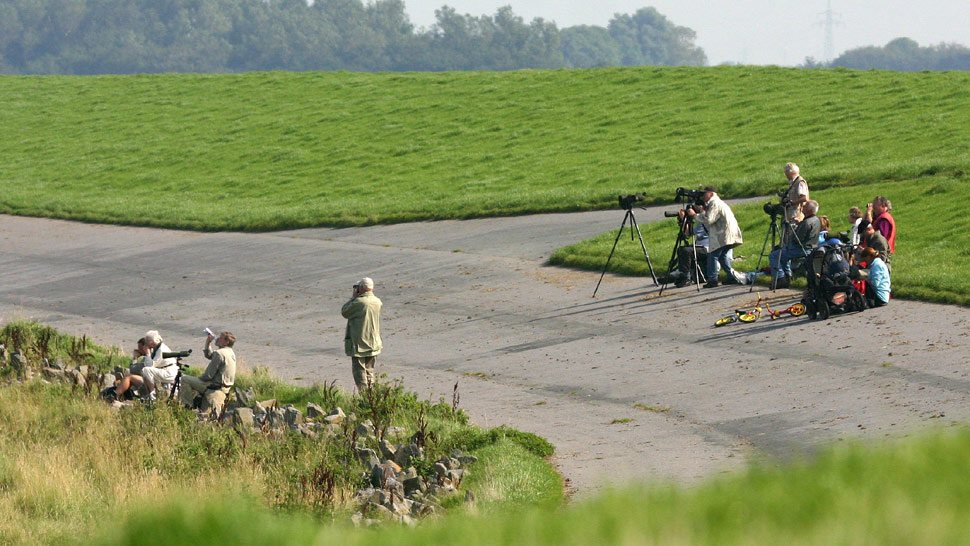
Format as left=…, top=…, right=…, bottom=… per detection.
left=0, top=0, right=707, bottom=74
left=804, top=38, right=970, bottom=71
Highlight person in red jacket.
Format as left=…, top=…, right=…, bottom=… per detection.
left=865, top=196, right=896, bottom=255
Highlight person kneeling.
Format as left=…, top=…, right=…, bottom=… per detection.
left=179, top=331, right=237, bottom=414
left=860, top=247, right=891, bottom=307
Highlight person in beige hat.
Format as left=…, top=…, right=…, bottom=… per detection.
left=342, top=277, right=383, bottom=391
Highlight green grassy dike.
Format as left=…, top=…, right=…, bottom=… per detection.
left=1, top=67, right=968, bottom=231
left=0, top=321, right=561, bottom=545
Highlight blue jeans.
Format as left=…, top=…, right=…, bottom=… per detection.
left=706, top=246, right=735, bottom=282
left=769, top=244, right=810, bottom=279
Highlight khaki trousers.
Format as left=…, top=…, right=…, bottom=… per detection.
left=352, top=356, right=377, bottom=391
left=178, top=375, right=228, bottom=413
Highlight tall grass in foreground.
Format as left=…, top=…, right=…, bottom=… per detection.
left=551, top=175, right=970, bottom=305
left=0, top=67, right=968, bottom=230
left=0, top=321, right=561, bottom=545
left=94, top=428, right=970, bottom=545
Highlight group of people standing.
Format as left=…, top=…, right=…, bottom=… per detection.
left=672, top=162, right=896, bottom=307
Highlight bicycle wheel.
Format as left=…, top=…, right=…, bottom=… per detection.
left=715, top=315, right=738, bottom=327
left=789, top=303, right=806, bottom=317
left=817, top=299, right=830, bottom=320
left=738, top=311, right=759, bottom=323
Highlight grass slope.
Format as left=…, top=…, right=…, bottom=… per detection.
left=94, top=428, right=970, bottom=545
left=0, top=67, right=968, bottom=230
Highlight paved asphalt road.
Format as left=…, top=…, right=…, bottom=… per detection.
left=2, top=209, right=969, bottom=495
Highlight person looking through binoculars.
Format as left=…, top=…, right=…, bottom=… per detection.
left=681, top=186, right=743, bottom=288
left=342, top=277, right=383, bottom=392
left=178, top=331, right=237, bottom=413
left=864, top=196, right=896, bottom=255
left=125, top=330, right=177, bottom=401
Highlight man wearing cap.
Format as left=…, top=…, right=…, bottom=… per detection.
left=342, top=277, right=383, bottom=391
left=853, top=220, right=890, bottom=274
left=684, top=186, right=743, bottom=288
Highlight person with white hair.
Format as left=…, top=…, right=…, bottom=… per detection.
left=137, top=330, right=177, bottom=400
left=768, top=200, right=822, bottom=288
left=782, top=162, right=810, bottom=225
left=341, top=277, right=383, bottom=391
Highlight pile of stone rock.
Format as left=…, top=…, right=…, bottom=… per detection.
left=1, top=345, right=114, bottom=392
left=221, top=391, right=479, bottom=526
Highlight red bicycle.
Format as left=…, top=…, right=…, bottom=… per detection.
left=764, top=301, right=806, bottom=320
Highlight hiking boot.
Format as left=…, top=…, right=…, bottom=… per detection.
left=773, top=277, right=790, bottom=289
left=703, top=279, right=719, bottom=288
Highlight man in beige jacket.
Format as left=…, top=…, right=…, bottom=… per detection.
left=178, top=331, right=236, bottom=413
left=687, top=186, right=743, bottom=288
left=342, top=277, right=383, bottom=392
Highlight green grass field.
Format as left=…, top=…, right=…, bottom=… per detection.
left=0, top=67, right=968, bottom=231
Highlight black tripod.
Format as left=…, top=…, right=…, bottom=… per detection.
left=658, top=215, right=705, bottom=296
left=592, top=205, right=658, bottom=297
left=163, top=349, right=192, bottom=403
left=749, top=212, right=808, bottom=292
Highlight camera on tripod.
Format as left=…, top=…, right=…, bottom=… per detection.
left=618, top=193, right=646, bottom=210
left=675, top=187, right=706, bottom=207
left=162, top=349, right=192, bottom=369
left=763, top=201, right=786, bottom=219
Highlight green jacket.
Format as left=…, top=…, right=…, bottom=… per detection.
left=200, top=346, right=237, bottom=392
left=342, top=292, right=383, bottom=357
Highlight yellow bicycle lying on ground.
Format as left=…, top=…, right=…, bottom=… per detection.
left=714, top=294, right=766, bottom=327
left=714, top=294, right=806, bottom=327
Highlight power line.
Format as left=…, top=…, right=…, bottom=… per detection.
left=815, top=0, right=843, bottom=62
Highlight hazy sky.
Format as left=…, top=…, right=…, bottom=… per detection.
left=401, top=1, right=970, bottom=66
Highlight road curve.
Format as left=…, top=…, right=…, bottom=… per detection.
left=1, top=208, right=969, bottom=495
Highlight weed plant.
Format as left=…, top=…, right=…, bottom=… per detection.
left=0, top=321, right=123, bottom=376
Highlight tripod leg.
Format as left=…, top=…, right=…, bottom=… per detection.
left=691, top=241, right=704, bottom=291
left=749, top=220, right=777, bottom=293
left=592, top=212, right=630, bottom=297
left=658, top=221, right=686, bottom=297
left=629, top=213, right=659, bottom=285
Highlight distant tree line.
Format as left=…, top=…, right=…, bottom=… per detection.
left=803, top=38, right=970, bottom=71
left=0, top=0, right=706, bottom=74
